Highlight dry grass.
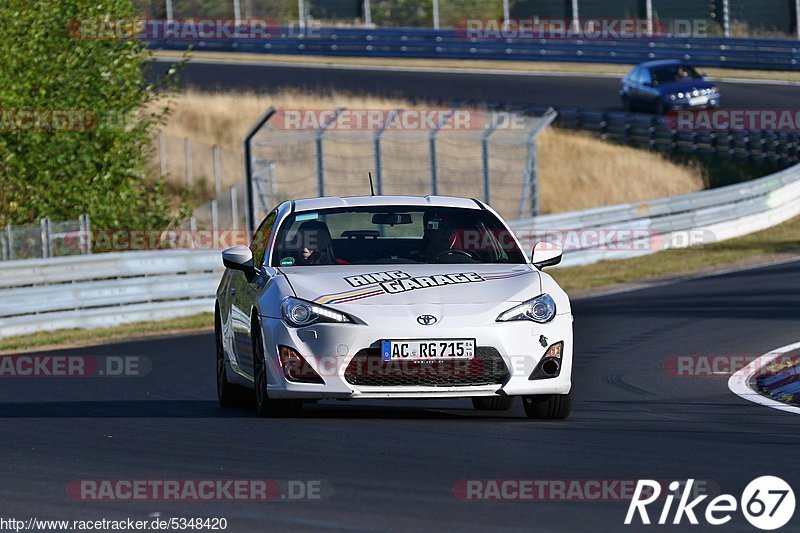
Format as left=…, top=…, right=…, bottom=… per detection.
left=154, top=90, right=703, bottom=217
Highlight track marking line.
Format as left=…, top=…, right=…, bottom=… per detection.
left=728, top=341, right=800, bottom=415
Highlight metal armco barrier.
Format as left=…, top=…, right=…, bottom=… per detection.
left=148, top=28, right=800, bottom=71
left=3, top=160, right=800, bottom=338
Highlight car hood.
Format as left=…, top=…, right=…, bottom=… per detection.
left=658, top=78, right=716, bottom=94
left=280, top=264, right=541, bottom=306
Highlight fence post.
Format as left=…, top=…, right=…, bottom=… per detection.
left=212, top=145, right=221, bottom=244
left=5, top=224, right=13, bottom=260
left=372, top=109, right=400, bottom=196
left=502, top=0, right=510, bottom=30
left=165, top=0, right=173, bottom=21
left=230, top=186, right=239, bottom=233
left=796, top=0, right=800, bottom=39
left=184, top=137, right=193, bottom=188
left=722, top=0, right=730, bottom=37
left=428, top=110, right=454, bottom=196
left=571, top=0, right=580, bottom=32
left=83, top=214, right=92, bottom=254
left=363, top=0, right=371, bottom=27
left=298, top=0, right=305, bottom=30
left=40, top=218, right=50, bottom=259
left=316, top=108, right=344, bottom=197
left=481, top=115, right=498, bottom=205
left=1, top=230, right=7, bottom=261
left=645, top=0, right=653, bottom=36
left=527, top=136, right=539, bottom=217
left=433, top=0, right=440, bottom=29
left=233, top=0, right=241, bottom=24
left=159, top=132, right=167, bottom=178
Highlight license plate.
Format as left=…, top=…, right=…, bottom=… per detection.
left=688, top=95, right=709, bottom=106
left=381, top=339, right=475, bottom=361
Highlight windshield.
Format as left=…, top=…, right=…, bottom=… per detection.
left=651, top=64, right=702, bottom=84
left=271, top=206, right=526, bottom=266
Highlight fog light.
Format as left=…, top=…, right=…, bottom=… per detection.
left=529, top=341, right=565, bottom=380
left=544, top=341, right=563, bottom=360
left=279, top=346, right=324, bottom=384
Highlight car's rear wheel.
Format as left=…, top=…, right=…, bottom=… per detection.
left=252, top=319, right=303, bottom=418
left=216, top=309, right=251, bottom=408
left=522, top=388, right=572, bottom=420
left=471, top=396, right=514, bottom=411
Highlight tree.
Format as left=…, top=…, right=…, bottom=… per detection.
left=0, top=0, right=184, bottom=230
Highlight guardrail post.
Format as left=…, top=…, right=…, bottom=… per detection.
left=5, top=224, right=13, bottom=261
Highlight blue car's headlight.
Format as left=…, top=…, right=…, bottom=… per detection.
left=281, top=297, right=353, bottom=327
left=497, top=294, right=557, bottom=324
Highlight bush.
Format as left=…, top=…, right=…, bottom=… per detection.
left=0, top=0, right=186, bottom=230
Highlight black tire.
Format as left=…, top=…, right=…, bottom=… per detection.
left=252, top=319, right=303, bottom=418
left=471, top=396, right=514, bottom=411
left=522, top=388, right=573, bottom=420
left=216, top=309, right=251, bottom=408
left=655, top=100, right=667, bottom=116
left=622, top=95, right=633, bottom=112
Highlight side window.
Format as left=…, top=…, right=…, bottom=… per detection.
left=627, top=67, right=638, bottom=83
left=250, top=210, right=278, bottom=268
left=639, top=68, right=652, bottom=85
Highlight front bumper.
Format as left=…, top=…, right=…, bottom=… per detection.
left=253, top=314, right=573, bottom=400
left=667, top=95, right=721, bottom=110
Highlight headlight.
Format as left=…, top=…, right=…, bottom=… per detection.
left=497, top=294, right=557, bottom=324
left=677, top=92, right=685, bottom=99
left=281, top=297, right=353, bottom=327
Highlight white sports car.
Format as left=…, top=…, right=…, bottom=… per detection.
left=215, top=195, right=573, bottom=419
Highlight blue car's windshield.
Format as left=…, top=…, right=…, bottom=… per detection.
left=271, top=206, right=526, bottom=266
left=651, top=64, right=702, bottom=84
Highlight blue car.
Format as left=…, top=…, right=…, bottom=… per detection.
left=620, top=59, right=721, bottom=114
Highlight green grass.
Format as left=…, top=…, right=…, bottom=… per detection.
left=2, top=215, right=799, bottom=353
left=551, top=215, right=800, bottom=293
left=0, top=313, right=213, bottom=354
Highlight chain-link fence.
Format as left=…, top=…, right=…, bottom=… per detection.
left=1, top=216, right=91, bottom=261
left=133, top=0, right=800, bottom=38
left=244, top=108, right=555, bottom=224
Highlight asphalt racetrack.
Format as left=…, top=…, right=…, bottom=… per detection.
left=3, top=259, right=799, bottom=531
left=148, top=57, right=800, bottom=110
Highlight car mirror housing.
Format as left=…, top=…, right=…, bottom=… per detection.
left=531, top=242, right=563, bottom=269
left=222, top=245, right=255, bottom=274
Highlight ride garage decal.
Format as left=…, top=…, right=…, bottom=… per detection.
left=345, top=270, right=485, bottom=294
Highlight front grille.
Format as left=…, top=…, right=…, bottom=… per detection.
left=344, top=347, right=509, bottom=387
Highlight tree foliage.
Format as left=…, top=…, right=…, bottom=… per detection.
left=0, top=0, right=183, bottom=229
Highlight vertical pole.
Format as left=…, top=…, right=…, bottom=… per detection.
left=363, top=0, right=372, bottom=27
left=571, top=0, right=580, bottom=32
left=481, top=118, right=497, bottom=205
left=212, top=145, right=221, bottom=245
left=529, top=138, right=539, bottom=217
left=5, top=224, right=12, bottom=260
left=84, top=214, right=92, bottom=254
left=433, top=0, right=440, bottom=30
left=1, top=230, right=7, bottom=261
left=796, top=0, right=800, bottom=39
left=722, top=0, right=730, bottom=37
left=645, top=0, right=653, bottom=36
left=184, top=138, right=193, bottom=188
left=40, top=218, right=49, bottom=259
left=298, top=0, right=306, bottom=29
left=231, top=186, right=239, bottom=232
left=165, top=0, right=174, bottom=21
left=429, top=133, right=439, bottom=196
left=503, top=0, right=510, bottom=31
left=79, top=214, right=86, bottom=255
left=315, top=136, right=325, bottom=197
left=159, top=132, right=167, bottom=178
left=233, top=0, right=242, bottom=24
left=190, top=216, right=198, bottom=249
left=373, top=132, right=383, bottom=195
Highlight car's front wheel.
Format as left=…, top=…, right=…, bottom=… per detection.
left=471, top=396, right=514, bottom=411
left=522, top=388, right=572, bottom=419
left=252, top=319, right=303, bottom=418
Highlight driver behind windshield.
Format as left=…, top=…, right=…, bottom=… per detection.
left=421, top=211, right=477, bottom=263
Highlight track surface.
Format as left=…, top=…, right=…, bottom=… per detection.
left=148, top=58, right=800, bottom=110
left=3, top=259, right=800, bottom=531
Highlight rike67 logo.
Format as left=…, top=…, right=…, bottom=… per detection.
left=626, top=477, right=795, bottom=530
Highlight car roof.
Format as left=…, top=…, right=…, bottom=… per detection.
left=292, top=195, right=484, bottom=212
left=637, top=59, right=691, bottom=69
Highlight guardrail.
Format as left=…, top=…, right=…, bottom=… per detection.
left=0, top=250, right=220, bottom=339
left=3, top=159, right=800, bottom=338
left=509, top=160, right=800, bottom=267
left=148, top=27, right=800, bottom=71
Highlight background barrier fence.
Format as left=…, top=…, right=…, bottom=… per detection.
left=3, top=158, right=799, bottom=338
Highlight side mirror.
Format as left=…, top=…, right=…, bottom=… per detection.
left=222, top=245, right=255, bottom=274
left=531, top=242, right=563, bottom=269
